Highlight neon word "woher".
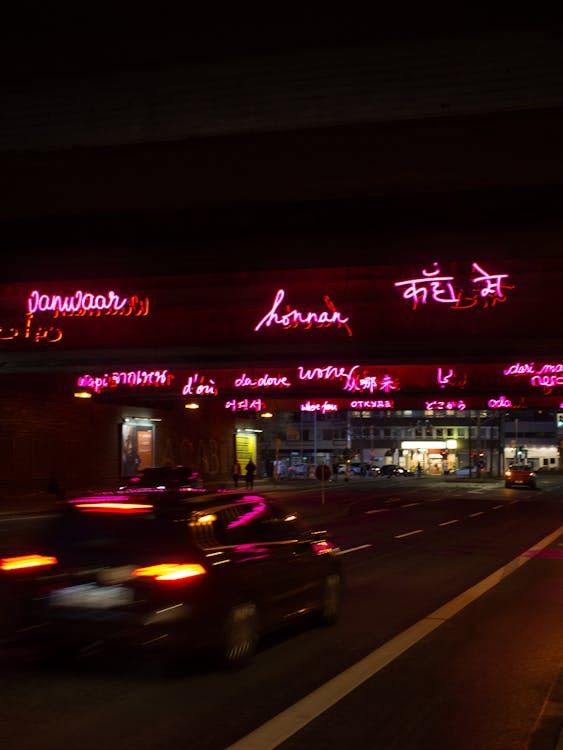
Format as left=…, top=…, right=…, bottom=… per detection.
left=254, top=289, right=352, bottom=336
left=77, top=370, right=173, bottom=394
left=28, top=290, right=149, bottom=317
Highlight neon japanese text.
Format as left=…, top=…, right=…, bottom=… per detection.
left=426, top=400, right=466, bottom=411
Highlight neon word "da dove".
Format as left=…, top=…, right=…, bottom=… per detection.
left=234, top=373, right=291, bottom=388
left=254, top=289, right=352, bottom=336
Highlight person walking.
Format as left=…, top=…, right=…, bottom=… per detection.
left=245, top=459, right=256, bottom=490
left=232, top=459, right=241, bottom=488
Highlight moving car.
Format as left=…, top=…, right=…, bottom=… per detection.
left=377, top=464, right=413, bottom=477
left=0, top=490, right=342, bottom=670
left=120, top=465, right=202, bottom=490
left=505, top=464, right=537, bottom=489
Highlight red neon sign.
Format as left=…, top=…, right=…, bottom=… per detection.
left=27, top=290, right=149, bottom=317
left=254, top=289, right=352, bottom=336
left=234, top=373, right=291, bottom=388
left=77, top=370, right=173, bottom=394
left=0, top=313, right=63, bottom=343
left=182, top=373, right=218, bottom=396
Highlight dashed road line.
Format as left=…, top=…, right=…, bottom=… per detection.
left=469, top=512, right=484, bottom=518
left=395, top=529, right=424, bottom=539
left=439, top=519, right=459, bottom=527
left=337, top=544, right=372, bottom=555
left=401, top=502, right=421, bottom=509
left=366, top=509, right=389, bottom=515
left=492, top=505, right=504, bottom=510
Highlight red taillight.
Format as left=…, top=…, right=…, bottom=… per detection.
left=74, top=502, right=153, bottom=513
left=132, top=563, right=206, bottom=581
left=1, top=554, right=58, bottom=572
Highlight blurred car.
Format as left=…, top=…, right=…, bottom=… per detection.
left=0, top=490, right=342, bottom=670
left=120, top=465, right=202, bottom=491
left=505, top=464, right=537, bottom=489
left=337, top=463, right=363, bottom=475
left=452, top=466, right=475, bottom=476
left=378, top=464, right=413, bottom=477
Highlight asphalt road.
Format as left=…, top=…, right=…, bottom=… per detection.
left=0, top=476, right=561, bottom=750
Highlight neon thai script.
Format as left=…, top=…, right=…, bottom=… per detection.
left=394, top=262, right=513, bottom=310
left=27, top=290, right=150, bottom=317
left=350, top=400, right=394, bottom=409
left=488, top=396, right=512, bottom=408
left=254, top=289, right=352, bottom=336
left=300, top=401, right=338, bottom=413
left=234, top=373, right=291, bottom=388
left=77, top=370, right=173, bottom=394
left=182, top=373, right=218, bottom=396
left=225, top=399, right=265, bottom=412
left=0, top=313, right=63, bottom=344
left=426, top=400, right=466, bottom=411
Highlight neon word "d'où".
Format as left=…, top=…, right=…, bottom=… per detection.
left=28, top=290, right=149, bottom=317
left=254, top=289, right=352, bottom=336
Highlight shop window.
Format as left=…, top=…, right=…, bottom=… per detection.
left=447, top=428, right=454, bottom=437
left=436, top=428, right=443, bottom=437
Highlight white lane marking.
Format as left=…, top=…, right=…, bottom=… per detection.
left=439, top=519, right=459, bottom=527
left=336, top=544, right=372, bottom=555
left=225, top=525, right=563, bottom=750
left=394, top=529, right=424, bottom=539
left=366, top=509, right=389, bottom=515
left=429, top=498, right=445, bottom=502
left=492, top=505, right=504, bottom=510
left=401, top=502, right=420, bottom=509
left=469, top=512, right=484, bottom=518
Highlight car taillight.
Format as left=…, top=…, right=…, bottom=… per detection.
left=0, top=554, right=58, bottom=572
left=132, top=563, right=207, bottom=581
left=74, top=502, right=153, bottom=513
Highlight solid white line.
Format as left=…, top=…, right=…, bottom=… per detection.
left=336, top=544, right=372, bottom=555
left=395, top=529, right=424, bottom=539
left=225, top=525, right=563, bottom=750
left=366, top=509, right=389, bottom=515
left=439, top=519, right=459, bottom=527
left=401, top=502, right=421, bottom=509
left=469, top=512, right=484, bottom=518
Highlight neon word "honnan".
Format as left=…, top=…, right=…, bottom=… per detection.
left=234, top=373, right=291, bottom=388
left=28, top=290, right=149, bottom=317
left=182, top=374, right=217, bottom=396
left=300, top=401, right=338, bottom=413
left=77, top=370, right=173, bottom=394
left=254, top=289, right=352, bottom=336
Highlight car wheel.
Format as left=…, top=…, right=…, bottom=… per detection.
left=222, top=602, right=258, bottom=669
left=318, top=572, right=342, bottom=626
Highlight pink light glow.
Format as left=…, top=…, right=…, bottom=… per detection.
left=488, top=396, right=512, bottom=408
left=181, top=373, right=218, bottom=396
left=27, top=290, right=149, bottom=317
left=77, top=370, right=173, bottom=394
left=426, top=400, right=466, bottom=411
left=234, top=373, right=291, bottom=388
left=225, top=398, right=265, bottom=412
left=350, top=399, right=394, bottom=409
left=300, top=401, right=338, bottom=414
left=227, top=501, right=267, bottom=528
left=254, top=289, right=352, bottom=336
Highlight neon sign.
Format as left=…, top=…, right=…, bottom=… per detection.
left=27, top=290, right=150, bottom=317
left=254, top=289, right=352, bottom=336
left=182, top=373, right=218, bottom=396
left=234, top=373, right=291, bottom=388
left=426, top=400, right=466, bottom=411
left=350, top=400, right=394, bottom=409
left=394, top=262, right=513, bottom=310
left=300, top=401, right=338, bottom=413
left=77, top=370, right=173, bottom=394
left=0, top=313, right=62, bottom=344
left=488, top=396, right=512, bottom=408
left=298, top=365, right=355, bottom=381
left=437, top=367, right=467, bottom=388
left=342, top=367, right=400, bottom=394
left=503, top=362, right=563, bottom=393
left=225, top=399, right=265, bottom=412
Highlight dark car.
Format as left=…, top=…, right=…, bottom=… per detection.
left=504, top=464, right=537, bottom=489
left=1, top=490, right=342, bottom=670
left=378, top=464, right=413, bottom=477
left=120, top=465, right=202, bottom=491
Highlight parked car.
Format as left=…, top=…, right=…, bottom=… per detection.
left=0, top=490, right=342, bottom=670
left=378, top=464, right=413, bottom=477
left=120, top=465, right=202, bottom=491
left=505, top=464, right=537, bottom=489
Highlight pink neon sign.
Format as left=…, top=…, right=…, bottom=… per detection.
left=254, top=289, right=352, bottom=336
left=503, top=362, right=563, bottom=393
left=488, top=396, right=512, bottom=408
left=225, top=399, right=265, bottom=412
left=395, top=262, right=513, bottom=310
left=350, top=400, right=394, bottom=409
left=426, top=400, right=466, bottom=411
left=300, top=401, right=338, bottom=414
left=77, top=370, right=173, bottom=394
left=437, top=367, right=467, bottom=388
left=234, top=373, right=291, bottom=388
left=297, top=365, right=400, bottom=393
left=27, top=290, right=150, bottom=317
left=182, top=373, right=218, bottom=396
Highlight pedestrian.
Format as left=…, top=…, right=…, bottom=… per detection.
left=332, top=463, right=338, bottom=482
left=245, top=459, right=256, bottom=490
left=232, top=459, right=241, bottom=488
left=416, top=462, right=422, bottom=478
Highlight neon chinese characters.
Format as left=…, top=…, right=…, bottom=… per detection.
left=254, top=289, right=352, bottom=336
left=394, top=262, right=513, bottom=310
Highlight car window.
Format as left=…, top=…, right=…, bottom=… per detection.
left=213, top=502, right=300, bottom=546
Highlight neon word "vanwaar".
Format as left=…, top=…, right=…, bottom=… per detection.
left=28, top=290, right=149, bottom=317
left=77, top=370, right=173, bottom=394
left=254, top=289, right=352, bottom=336
left=395, top=262, right=512, bottom=310
left=182, top=374, right=218, bottom=396
left=300, top=401, right=338, bottom=413
left=234, top=373, right=291, bottom=388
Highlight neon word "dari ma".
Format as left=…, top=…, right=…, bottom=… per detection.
left=300, top=401, right=338, bottom=414
left=234, top=373, right=291, bottom=388
left=394, top=262, right=512, bottom=310
left=28, top=290, right=150, bottom=317
left=254, top=289, right=352, bottom=336
left=77, top=370, right=173, bottom=394
left=503, top=362, right=563, bottom=393
left=182, top=374, right=218, bottom=396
